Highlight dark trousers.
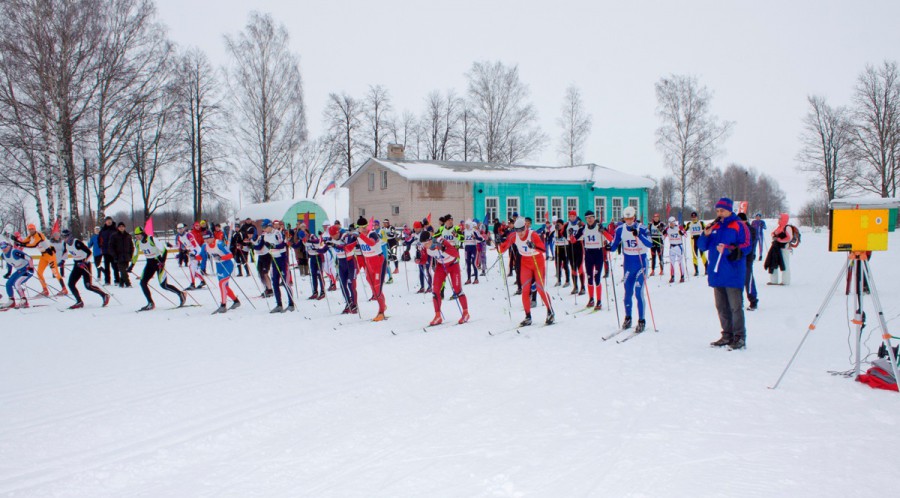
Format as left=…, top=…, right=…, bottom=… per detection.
left=272, top=254, right=293, bottom=307
left=555, top=245, right=570, bottom=283
left=744, top=257, right=758, bottom=305
left=93, top=255, right=103, bottom=277
left=103, top=254, right=116, bottom=284
left=116, top=261, right=131, bottom=286
left=141, top=258, right=181, bottom=304
left=68, top=261, right=106, bottom=303
left=714, top=287, right=746, bottom=340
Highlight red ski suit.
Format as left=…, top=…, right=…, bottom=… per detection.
left=499, top=229, right=552, bottom=314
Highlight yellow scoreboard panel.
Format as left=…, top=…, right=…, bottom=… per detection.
left=829, top=209, right=889, bottom=252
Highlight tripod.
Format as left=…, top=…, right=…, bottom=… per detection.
left=771, top=252, right=900, bottom=391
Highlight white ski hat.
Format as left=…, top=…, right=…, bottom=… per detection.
left=668, top=216, right=677, bottom=223
left=623, top=206, right=636, bottom=219
left=514, top=218, right=526, bottom=229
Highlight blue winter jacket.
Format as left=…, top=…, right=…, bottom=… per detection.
left=697, top=213, right=750, bottom=289
left=88, top=234, right=102, bottom=256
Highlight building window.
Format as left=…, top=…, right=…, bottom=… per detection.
left=628, top=197, right=640, bottom=220
left=534, top=197, right=548, bottom=223
left=391, top=204, right=400, bottom=216
left=485, top=197, right=499, bottom=223
left=358, top=207, right=366, bottom=217
left=367, top=172, right=375, bottom=191
left=381, top=170, right=388, bottom=190
left=506, top=197, right=520, bottom=221
left=612, top=197, right=623, bottom=221
left=551, top=197, right=563, bottom=221
left=594, top=197, right=607, bottom=223
left=566, top=197, right=579, bottom=218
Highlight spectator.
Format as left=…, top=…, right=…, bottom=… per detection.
left=98, top=217, right=118, bottom=285
left=698, top=197, right=750, bottom=350
left=764, top=213, right=792, bottom=286
left=109, top=222, right=134, bottom=287
left=87, top=226, right=102, bottom=276
left=751, top=213, right=767, bottom=261
left=738, top=213, right=759, bottom=310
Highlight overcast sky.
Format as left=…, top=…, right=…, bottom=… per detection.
left=155, top=0, right=900, bottom=212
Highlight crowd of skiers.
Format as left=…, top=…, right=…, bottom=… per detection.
left=1, top=201, right=801, bottom=349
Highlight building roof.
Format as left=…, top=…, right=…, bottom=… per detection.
left=831, top=196, right=900, bottom=209
left=236, top=198, right=326, bottom=222
left=342, top=158, right=655, bottom=189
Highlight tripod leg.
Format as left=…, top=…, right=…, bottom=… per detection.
left=861, top=260, right=900, bottom=392
left=770, top=261, right=850, bottom=389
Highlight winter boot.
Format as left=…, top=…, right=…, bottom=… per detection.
left=69, top=301, right=84, bottom=310
left=728, top=336, right=746, bottom=351
left=621, top=316, right=632, bottom=330
left=747, top=301, right=758, bottom=311
left=519, top=314, right=533, bottom=327
left=710, top=333, right=733, bottom=347
left=429, top=314, right=443, bottom=326
left=270, top=305, right=285, bottom=314
left=212, top=304, right=227, bottom=314
left=458, top=310, right=470, bottom=324
left=229, top=300, right=241, bottom=310
left=545, top=311, right=555, bottom=325
left=139, top=303, right=155, bottom=312
left=286, top=304, right=295, bottom=312
left=635, top=319, right=646, bottom=333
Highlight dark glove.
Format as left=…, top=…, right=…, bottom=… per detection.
left=127, top=264, right=134, bottom=272
left=629, top=228, right=638, bottom=236
left=265, top=242, right=274, bottom=249
left=526, top=241, right=535, bottom=249
left=727, top=249, right=742, bottom=262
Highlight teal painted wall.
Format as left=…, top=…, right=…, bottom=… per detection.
left=472, top=182, right=649, bottom=224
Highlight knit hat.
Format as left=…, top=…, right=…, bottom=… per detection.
left=328, top=225, right=340, bottom=238
left=261, top=219, right=272, bottom=228
left=356, top=216, right=367, bottom=227
left=568, top=210, right=577, bottom=217
left=413, top=221, right=423, bottom=229
left=514, top=218, right=526, bottom=229
left=203, top=230, right=214, bottom=239
left=623, top=206, right=636, bottom=219
left=584, top=210, right=595, bottom=217
left=668, top=216, right=677, bottom=223
left=715, top=197, right=734, bottom=212
left=117, top=222, right=126, bottom=228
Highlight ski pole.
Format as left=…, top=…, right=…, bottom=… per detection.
left=316, top=254, right=332, bottom=314
left=639, top=256, right=659, bottom=332
left=165, top=268, right=202, bottom=306
left=529, top=249, right=554, bottom=315
left=130, top=270, right=177, bottom=307
left=272, top=253, right=295, bottom=308
left=607, top=249, right=621, bottom=326
left=228, top=272, right=257, bottom=310
left=26, top=283, right=60, bottom=302
left=496, top=247, right=513, bottom=320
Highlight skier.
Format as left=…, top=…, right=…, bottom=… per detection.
left=579, top=210, right=610, bottom=311
left=305, top=232, right=328, bottom=300
left=566, top=210, right=586, bottom=296
left=229, top=222, right=248, bottom=277
left=463, top=220, right=484, bottom=285
left=356, top=218, right=389, bottom=321
left=172, top=223, right=205, bottom=290
left=648, top=213, right=666, bottom=276
left=685, top=212, right=708, bottom=276
left=133, top=226, right=186, bottom=311
left=327, top=224, right=359, bottom=314
left=751, top=213, right=767, bottom=261
left=62, top=229, right=110, bottom=309
left=16, top=224, right=67, bottom=296
left=497, top=217, right=553, bottom=326
left=477, top=221, right=489, bottom=276
left=259, top=219, right=294, bottom=313
left=383, top=219, right=400, bottom=275
left=553, top=219, right=570, bottom=287
left=411, top=221, right=432, bottom=293
left=49, top=229, right=67, bottom=278
left=201, top=230, right=241, bottom=314
left=608, top=206, right=652, bottom=332
left=250, top=222, right=275, bottom=298
left=664, top=217, right=686, bottom=283
left=698, top=198, right=750, bottom=350
left=0, top=240, right=34, bottom=309
left=422, top=230, right=470, bottom=326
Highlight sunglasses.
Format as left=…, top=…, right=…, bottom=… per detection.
left=514, top=226, right=526, bottom=232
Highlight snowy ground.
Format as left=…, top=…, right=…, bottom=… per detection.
left=1, top=231, right=898, bottom=497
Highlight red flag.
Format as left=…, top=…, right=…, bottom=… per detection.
left=426, top=213, right=431, bottom=224
left=366, top=217, right=373, bottom=233
left=51, top=218, right=60, bottom=234
left=144, top=217, right=154, bottom=237
left=665, top=204, right=671, bottom=219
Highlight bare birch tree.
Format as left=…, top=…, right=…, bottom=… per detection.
left=655, top=74, right=732, bottom=219
left=465, top=61, right=546, bottom=164
left=224, top=12, right=307, bottom=203
left=288, top=137, right=336, bottom=199
left=363, top=84, right=391, bottom=159
left=324, top=92, right=363, bottom=178
left=851, top=61, right=900, bottom=197
left=421, top=90, right=462, bottom=160
left=557, top=85, right=592, bottom=166
left=797, top=95, right=855, bottom=201
left=174, top=48, right=228, bottom=220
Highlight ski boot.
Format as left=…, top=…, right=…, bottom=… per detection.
left=464, top=278, right=471, bottom=285
left=16, top=299, right=29, bottom=309
left=178, top=292, right=186, bottom=308
left=0, top=300, right=15, bottom=310
left=139, top=303, right=155, bottom=312
left=649, top=270, right=655, bottom=277
left=458, top=311, right=470, bottom=324
left=570, top=285, right=578, bottom=295
left=186, top=283, right=197, bottom=290
left=578, top=287, right=586, bottom=296
left=586, top=299, right=595, bottom=308
left=212, top=304, right=227, bottom=314
left=679, top=275, right=685, bottom=283
left=56, top=288, right=68, bottom=297
left=514, top=288, right=522, bottom=296
left=429, top=314, right=442, bottom=326
left=621, top=316, right=632, bottom=330
left=373, top=313, right=386, bottom=322
left=197, top=281, right=206, bottom=289
left=693, top=264, right=699, bottom=277
left=545, top=311, right=555, bottom=325
left=747, top=301, right=758, bottom=311
left=519, top=314, right=533, bottom=327
left=416, top=287, right=425, bottom=294
left=229, top=300, right=241, bottom=310
left=710, top=334, right=733, bottom=347
left=328, top=283, right=337, bottom=292
left=348, top=305, right=359, bottom=314
left=594, top=303, right=602, bottom=312
left=69, top=301, right=84, bottom=310
left=40, top=288, right=50, bottom=297
left=286, top=304, right=295, bottom=312
left=635, top=319, right=646, bottom=333
left=102, top=294, right=111, bottom=307
left=341, top=305, right=351, bottom=314
left=308, top=292, right=319, bottom=300
left=554, top=280, right=561, bottom=287
left=562, top=281, right=570, bottom=288
left=270, top=305, right=285, bottom=314
left=473, top=279, right=479, bottom=284
left=316, top=293, right=325, bottom=300
left=669, top=276, right=675, bottom=283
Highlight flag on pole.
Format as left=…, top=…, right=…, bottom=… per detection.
left=322, top=181, right=336, bottom=195
left=426, top=213, right=432, bottom=225
left=665, top=203, right=671, bottom=219
left=51, top=218, right=60, bottom=234
left=144, top=217, right=154, bottom=237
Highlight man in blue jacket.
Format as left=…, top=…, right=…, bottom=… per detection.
left=698, top=198, right=751, bottom=350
